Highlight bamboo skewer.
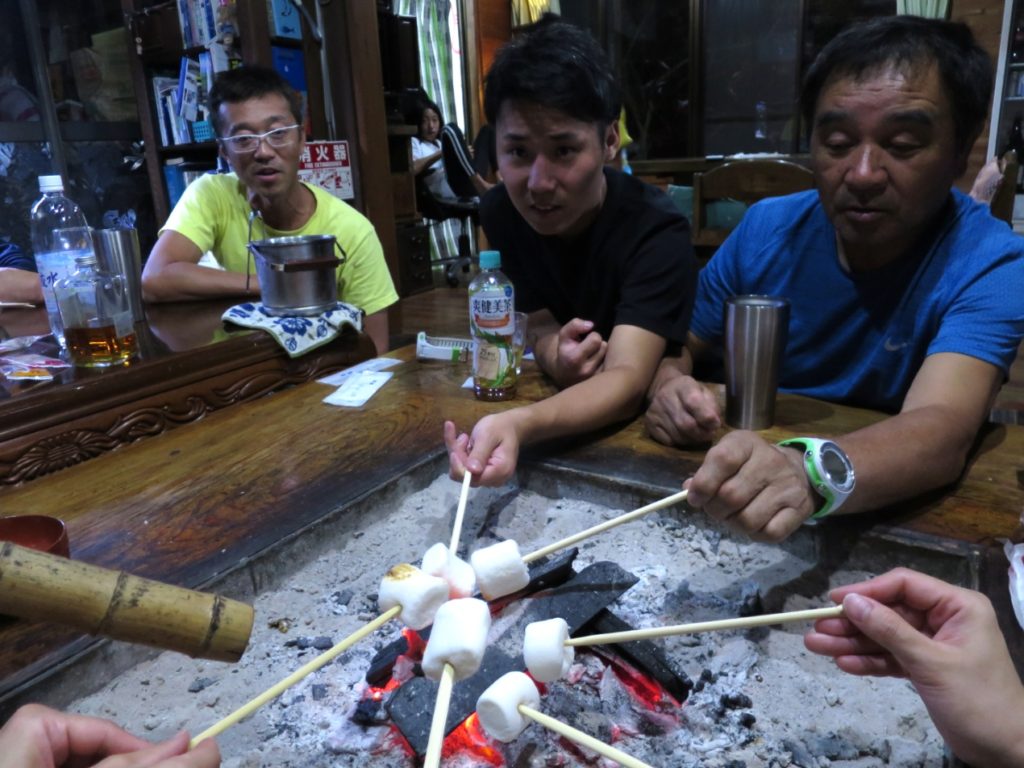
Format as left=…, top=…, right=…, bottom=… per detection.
left=424, top=470, right=475, bottom=768
left=450, top=470, right=473, bottom=552
left=423, top=663, right=456, bottom=768
left=518, top=704, right=654, bottom=768
left=189, top=605, right=401, bottom=749
left=522, top=489, right=689, bottom=564
left=565, top=605, right=845, bottom=647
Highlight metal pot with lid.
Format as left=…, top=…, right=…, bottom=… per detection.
left=246, top=211, right=346, bottom=317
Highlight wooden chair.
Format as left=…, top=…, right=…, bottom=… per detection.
left=691, top=159, right=816, bottom=248
left=988, top=149, right=1018, bottom=226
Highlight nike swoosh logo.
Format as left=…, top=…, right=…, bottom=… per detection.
left=884, top=338, right=908, bottom=352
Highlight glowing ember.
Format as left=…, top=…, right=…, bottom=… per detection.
left=442, top=713, right=504, bottom=766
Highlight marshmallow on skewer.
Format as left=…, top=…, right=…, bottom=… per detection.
left=523, top=617, right=574, bottom=683
left=470, top=540, right=530, bottom=600
left=422, top=542, right=477, bottom=599
left=377, top=563, right=449, bottom=631
left=476, top=671, right=541, bottom=742
left=421, top=597, right=492, bottom=681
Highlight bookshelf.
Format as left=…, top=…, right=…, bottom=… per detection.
left=122, top=0, right=326, bottom=224
left=119, top=1, right=403, bottom=295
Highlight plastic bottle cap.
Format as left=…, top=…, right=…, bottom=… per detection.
left=38, top=175, right=64, bottom=192
left=479, top=250, right=501, bottom=269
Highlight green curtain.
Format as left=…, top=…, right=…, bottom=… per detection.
left=394, top=0, right=467, bottom=270
left=896, top=0, right=950, bottom=19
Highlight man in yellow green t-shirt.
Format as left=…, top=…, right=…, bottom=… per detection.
left=141, top=66, right=397, bottom=354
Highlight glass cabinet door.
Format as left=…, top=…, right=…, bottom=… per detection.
left=0, top=0, right=156, bottom=260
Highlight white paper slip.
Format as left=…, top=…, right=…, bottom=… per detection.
left=317, top=357, right=402, bottom=387
left=323, top=371, right=394, bottom=407
left=462, top=376, right=474, bottom=390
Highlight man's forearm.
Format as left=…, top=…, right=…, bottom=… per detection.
left=142, top=263, right=257, bottom=303
left=509, top=364, right=650, bottom=446
left=0, top=269, right=44, bottom=304
left=835, top=404, right=978, bottom=515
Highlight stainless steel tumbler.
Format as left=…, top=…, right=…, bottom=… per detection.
left=724, top=295, right=790, bottom=430
left=93, top=227, right=145, bottom=324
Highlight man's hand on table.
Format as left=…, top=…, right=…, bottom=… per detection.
left=444, top=415, right=522, bottom=487
left=535, top=318, right=607, bottom=388
left=644, top=371, right=721, bottom=446
left=684, top=431, right=818, bottom=543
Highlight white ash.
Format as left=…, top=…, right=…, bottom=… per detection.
left=64, top=473, right=948, bottom=767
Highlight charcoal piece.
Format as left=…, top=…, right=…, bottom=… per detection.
left=720, top=692, right=753, bottom=709
left=187, top=677, right=216, bottom=693
left=351, top=696, right=388, bottom=726
left=578, top=609, right=693, bottom=703
left=386, top=559, right=638, bottom=756
left=365, top=548, right=579, bottom=686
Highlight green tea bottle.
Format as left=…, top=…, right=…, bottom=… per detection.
left=468, top=250, right=516, bottom=401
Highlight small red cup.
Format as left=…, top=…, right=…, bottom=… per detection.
left=0, top=515, right=70, bottom=558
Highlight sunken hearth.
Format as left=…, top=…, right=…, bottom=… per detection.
left=49, top=470, right=966, bottom=767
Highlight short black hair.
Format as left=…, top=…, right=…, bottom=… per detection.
left=407, top=96, right=444, bottom=137
left=801, top=15, right=992, bottom=156
left=483, top=16, right=620, bottom=130
left=208, top=66, right=304, bottom=136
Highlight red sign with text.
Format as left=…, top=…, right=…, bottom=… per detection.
left=298, top=141, right=354, bottom=200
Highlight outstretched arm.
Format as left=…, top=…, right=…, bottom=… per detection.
left=0, top=703, right=221, bottom=767
left=685, top=352, right=1001, bottom=542
left=446, top=324, right=666, bottom=486
left=805, top=568, right=1024, bottom=768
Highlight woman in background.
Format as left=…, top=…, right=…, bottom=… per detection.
left=409, top=97, right=491, bottom=200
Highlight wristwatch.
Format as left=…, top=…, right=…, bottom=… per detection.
left=777, top=437, right=855, bottom=519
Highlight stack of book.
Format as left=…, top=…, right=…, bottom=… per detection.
left=151, top=42, right=236, bottom=147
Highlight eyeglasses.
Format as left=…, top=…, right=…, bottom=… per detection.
left=219, top=124, right=301, bottom=153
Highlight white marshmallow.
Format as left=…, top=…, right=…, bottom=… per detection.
left=377, top=563, right=449, bottom=630
left=421, top=542, right=478, bottom=599
left=470, top=540, right=530, bottom=600
left=476, top=671, right=541, bottom=742
left=421, top=597, right=491, bottom=681
left=523, top=617, right=574, bottom=682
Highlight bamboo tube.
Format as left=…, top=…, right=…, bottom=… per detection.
left=519, top=704, right=654, bottom=768
left=522, top=489, right=689, bottom=564
left=0, top=542, right=253, bottom=662
left=565, top=605, right=845, bottom=646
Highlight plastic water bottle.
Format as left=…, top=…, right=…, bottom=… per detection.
left=30, top=175, right=95, bottom=349
left=469, top=250, right=516, bottom=401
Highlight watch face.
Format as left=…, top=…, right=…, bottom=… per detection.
left=821, top=444, right=854, bottom=490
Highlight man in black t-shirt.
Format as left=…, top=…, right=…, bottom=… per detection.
left=0, top=241, right=42, bottom=304
left=444, top=17, right=697, bottom=487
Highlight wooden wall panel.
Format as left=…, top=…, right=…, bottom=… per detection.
left=951, top=0, right=1007, bottom=191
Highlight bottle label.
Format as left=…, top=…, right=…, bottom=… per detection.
left=473, top=339, right=515, bottom=392
left=35, top=250, right=86, bottom=290
left=470, top=287, right=514, bottom=335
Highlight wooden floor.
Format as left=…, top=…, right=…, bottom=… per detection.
left=389, top=287, right=1024, bottom=423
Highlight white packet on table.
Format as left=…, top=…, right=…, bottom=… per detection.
left=322, top=371, right=393, bottom=408
left=1005, top=540, right=1024, bottom=631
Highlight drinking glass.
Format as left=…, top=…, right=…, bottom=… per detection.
left=512, top=311, right=528, bottom=376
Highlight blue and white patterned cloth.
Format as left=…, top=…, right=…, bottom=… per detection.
left=222, top=301, right=364, bottom=358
